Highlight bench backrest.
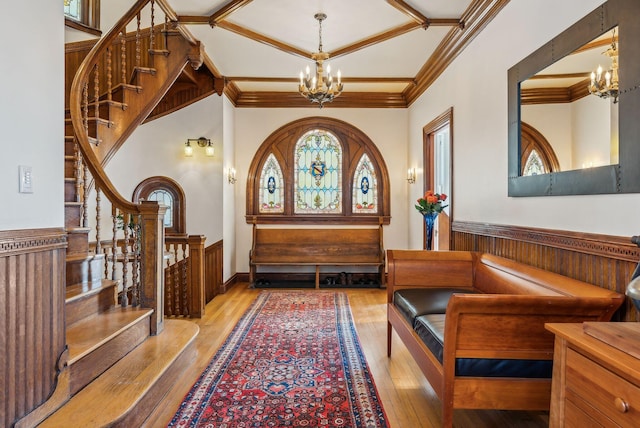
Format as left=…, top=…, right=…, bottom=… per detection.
left=252, top=227, right=383, bottom=264
left=474, top=253, right=623, bottom=299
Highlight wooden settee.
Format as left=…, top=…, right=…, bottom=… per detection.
left=249, top=222, right=385, bottom=288
left=386, top=250, right=625, bottom=427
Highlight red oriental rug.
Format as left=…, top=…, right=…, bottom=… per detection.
left=168, top=291, right=388, bottom=427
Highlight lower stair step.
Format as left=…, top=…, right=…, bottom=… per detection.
left=67, top=307, right=153, bottom=395
left=40, top=319, right=199, bottom=427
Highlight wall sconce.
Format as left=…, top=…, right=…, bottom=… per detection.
left=184, top=137, right=214, bottom=157
left=227, top=167, right=237, bottom=184
left=407, top=168, right=416, bottom=184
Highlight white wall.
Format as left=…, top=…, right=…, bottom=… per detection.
left=106, top=95, right=224, bottom=243
left=222, top=96, right=236, bottom=281
left=0, top=0, right=64, bottom=230
left=408, top=0, right=640, bottom=242
left=233, top=108, right=409, bottom=273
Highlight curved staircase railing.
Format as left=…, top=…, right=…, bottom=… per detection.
left=68, top=0, right=204, bottom=333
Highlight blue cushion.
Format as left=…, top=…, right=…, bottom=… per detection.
left=414, top=314, right=553, bottom=378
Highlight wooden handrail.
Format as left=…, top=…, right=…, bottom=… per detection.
left=69, top=0, right=178, bottom=213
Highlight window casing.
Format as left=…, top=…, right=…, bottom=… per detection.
left=64, top=0, right=101, bottom=36
left=246, top=117, right=390, bottom=225
left=132, top=176, right=186, bottom=235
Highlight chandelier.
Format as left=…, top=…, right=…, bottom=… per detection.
left=588, top=29, right=619, bottom=103
left=298, top=13, right=344, bottom=108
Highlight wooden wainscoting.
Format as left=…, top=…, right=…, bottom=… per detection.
left=0, top=228, right=67, bottom=427
left=451, top=221, right=640, bottom=321
left=205, top=240, right=223, bottom=301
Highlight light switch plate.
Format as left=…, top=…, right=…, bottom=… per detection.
left=19, top=165, right=33, bottom=193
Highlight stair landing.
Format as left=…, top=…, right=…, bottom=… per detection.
left=40, top=319, right=199, bottom=427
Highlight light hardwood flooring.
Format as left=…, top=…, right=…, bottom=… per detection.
left=144, top=284, right=549, bottom=427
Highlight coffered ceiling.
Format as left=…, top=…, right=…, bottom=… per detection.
left=167, top=0, right=509, bottom=108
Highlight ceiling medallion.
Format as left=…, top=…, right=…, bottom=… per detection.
left=298, top=13, right=344, bottom=108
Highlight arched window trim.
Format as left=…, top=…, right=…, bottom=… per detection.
left=520, top=122, right=560, bottom=175
left=132, top=176, right=186, bottom=235
left=246, top=117, right=390, bottom=225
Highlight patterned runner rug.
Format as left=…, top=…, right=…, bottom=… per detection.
left=168, top=291, right=388, bottom=427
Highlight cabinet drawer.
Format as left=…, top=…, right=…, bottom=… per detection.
left=565, top=398, right=608, bottom=427
left=566, top=348, right=640, bottom=427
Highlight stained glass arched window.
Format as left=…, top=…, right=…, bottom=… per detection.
left=259, top=154, right=285, bottom=213
left=523, top=149, right=545, bottom=176
left=352, top=154, right=378, bottom=213
left=246, top=117, right=391, bottom=224
left=294, top=130, right=342, bottom=214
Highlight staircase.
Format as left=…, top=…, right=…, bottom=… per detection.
left=17, top=1, right=205, bottom=426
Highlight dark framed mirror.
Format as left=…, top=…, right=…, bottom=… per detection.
left=508, top=0, right=640, bottom=196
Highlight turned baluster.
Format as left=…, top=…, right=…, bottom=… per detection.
left=131, top=214, right=140, bottom=307
left=95, top=187, right=101, bottom=256
left=106, top=47, right=112, bottom=102
left=181, top=242, right=188, bottom=316
left=82, top=82, right=89, bottom=138
left=174, top=245, right=180, bottom=315
left=165, top=242, right=173, bottom=316
left=111, top=208, right=118, bottom=280
left=82, top=162, right=89, bottom=228
left=74, top=141, right=81, bottom=203
left=136, top=13, right=141, bottom=69
left=150, top=0, right=155, bottom=51
left=121, top=30, right=126, bottom=85
left=93, top=64, right=99, bottom=128
left=121, top=212, right=130, bottom=307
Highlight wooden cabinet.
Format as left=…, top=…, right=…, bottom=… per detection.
left=546, top=323, right=640, bottom=427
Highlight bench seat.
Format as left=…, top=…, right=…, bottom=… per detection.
left=387, top=250, right=625, bottom=427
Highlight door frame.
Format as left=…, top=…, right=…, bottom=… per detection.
left=422, top=107, right=453, bottom=250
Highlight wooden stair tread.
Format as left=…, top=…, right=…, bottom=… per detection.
left=66, top=278, right=116, bottom=301
left=40, top=319, right=198, bottom=427
left=67, top=307, right=153, bottom=364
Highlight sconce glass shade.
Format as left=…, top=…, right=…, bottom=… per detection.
left=205, top=141, right=215, bottom=157
left=228, top=167, right=237, bottom=184
left=185, top=137, right=212, bottom=157
left=184, top=141, right=194, bottom=157
left=407, top=168, right=416, bottom=184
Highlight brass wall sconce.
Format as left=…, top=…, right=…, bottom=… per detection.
left=227, top=168, right=237, bottom=184
left=407, top=168, right=416, bottom=184
left=184, top=137, right=214, bottom=157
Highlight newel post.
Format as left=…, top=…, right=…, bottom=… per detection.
left=188, top=235, right=206, bottom=317
left=138, top=201, right=167, bottom=335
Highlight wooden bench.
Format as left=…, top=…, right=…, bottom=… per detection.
left=386, top=250, right=625, bottom=427
left=249, top=223, right=385, bottom=288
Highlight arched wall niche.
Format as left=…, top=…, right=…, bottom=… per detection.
left=246, top=117, right=391, bottom=225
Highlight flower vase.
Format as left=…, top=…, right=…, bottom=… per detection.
left=423, top=212, right=439, bottom=250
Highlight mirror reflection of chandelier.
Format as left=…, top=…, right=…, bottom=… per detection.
left=298, top=13, right=344, bottom=108
left=588, top=29, right=619, bottom=103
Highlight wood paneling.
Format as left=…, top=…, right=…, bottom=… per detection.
left=451, top=221, right=640, bottom=321
left=205, top=240, right=223, bottom=301
left=0, top=228, right=67, bottom=427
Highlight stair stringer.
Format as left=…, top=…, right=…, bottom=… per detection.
left=92, top=35, right=205, bottom=169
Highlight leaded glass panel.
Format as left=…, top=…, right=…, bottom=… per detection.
left=352, top=154, right=378, bottom=213
left=259, top=154, right=284, bottom=213
left=147, top=189, right=173, bottom=227
left=64, top=0, right=81, bottom=20
left=523, top=149, right=545, bottom=176
left=294, top=130, right=342, bottom=214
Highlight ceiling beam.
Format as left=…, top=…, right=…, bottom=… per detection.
left=217, top=20, right=310, bottom=59
left=331, top=22, right=421, bottom=58
left=386, top=0, right=464, bottom=29
left=209, top=0, right=254, bottom=26
left=232, top=91, right=408, bottom=108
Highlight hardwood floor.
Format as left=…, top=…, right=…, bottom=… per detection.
left=144, top=284, right=549, bottom=427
